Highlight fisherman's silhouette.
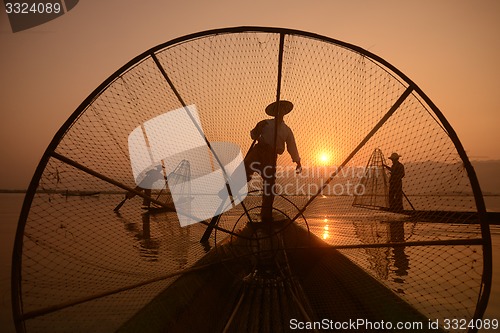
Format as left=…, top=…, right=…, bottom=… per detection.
left=206, top=101, right=301, bottom=244
left=126, top=164, right=165, bottom=208
left=244, top=100, right=301, bottom=221
left=384, top=152, right=405, bottom=212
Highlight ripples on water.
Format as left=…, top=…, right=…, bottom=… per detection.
left=1, top=193, right=499, bottom=332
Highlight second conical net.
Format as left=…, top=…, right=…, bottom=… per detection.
left=352, top=148, right=390, bottom=210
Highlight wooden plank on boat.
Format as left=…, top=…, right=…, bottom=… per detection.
left=117, top=221, right=441, bottom=332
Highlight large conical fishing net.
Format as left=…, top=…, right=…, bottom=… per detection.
left=352, top=148, right=390, bottom=210
left=12, top=27, right=492, bottom=333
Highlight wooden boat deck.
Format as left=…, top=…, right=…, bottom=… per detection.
left=117, top=221, right=440, bottom=332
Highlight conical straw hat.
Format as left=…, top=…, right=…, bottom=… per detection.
left=265, top=100, right=294, bottom=116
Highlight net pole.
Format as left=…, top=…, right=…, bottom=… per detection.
left=201, top=139, right=257, bottom=242
left=262, top=33, right=286, bottom=221
left=50, top=152, right=170, bottom=209
left=150, top=53, right=255, bottom=224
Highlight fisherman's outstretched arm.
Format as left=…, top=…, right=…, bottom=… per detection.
left=286, top=131, right=302, bottom=174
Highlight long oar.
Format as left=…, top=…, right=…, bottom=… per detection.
left=113, top=195, right=129, bottom=212
left=200, top=139, right=257, bottom=243
left=403, top=190, right=415, bottom=210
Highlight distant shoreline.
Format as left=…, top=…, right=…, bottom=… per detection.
left=0, top=189, right=26, bottom=193
left=0, top=189, right=124, bottom=194
left=1, top=189, right=499, bottom=196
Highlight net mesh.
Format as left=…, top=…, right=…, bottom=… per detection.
left=13, top=28, right=490, bottom=333
left=352, top=148, right=390, bottom=209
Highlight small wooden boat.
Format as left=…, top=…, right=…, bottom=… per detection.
left=12, top=27, right=491, bottom=333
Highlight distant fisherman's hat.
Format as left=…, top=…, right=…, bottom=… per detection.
left=265, top=100, right=294, bottom=117
left=388, top=152, right=401, bottom=160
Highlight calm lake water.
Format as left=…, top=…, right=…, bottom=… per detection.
left=1, top=193, right=499, bottom=332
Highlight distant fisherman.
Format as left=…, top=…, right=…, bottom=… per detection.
left=385, top=152, right=405, bottom=211
left=244, top=100, right=302, bottom=221
left=125, top=164, right=164, bottom=208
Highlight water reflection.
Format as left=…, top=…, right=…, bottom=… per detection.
left=120, top=212, right=160, bottom=262
left=354, top=220, right=410, bottom=290
left=115, top=208, right=193, bottom=269
left=323, top=218, right=330, bottom=240
left=150, top=212, right=190, bottom=270
left=389, top=221, right=409, bottom=284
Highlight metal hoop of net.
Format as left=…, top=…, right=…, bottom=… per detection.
left=12, top=27, right=491, bottom=333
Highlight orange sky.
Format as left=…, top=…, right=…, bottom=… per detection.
left=1, top=0, right=499, bottom=189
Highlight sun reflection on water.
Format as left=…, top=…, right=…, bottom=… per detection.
left=323, top=218, right=329, bottom=239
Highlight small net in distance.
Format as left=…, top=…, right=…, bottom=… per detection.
left=12, top=27, right=491, bottom=333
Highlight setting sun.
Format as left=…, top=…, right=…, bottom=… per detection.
left=318, top=152, right=331, bottom=165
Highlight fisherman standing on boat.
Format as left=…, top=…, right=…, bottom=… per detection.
left=125, top=164, right=165, bottom=208
left=385, top=152, right=405, bottom=212
left=244, top=100, right=301, bottom=221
